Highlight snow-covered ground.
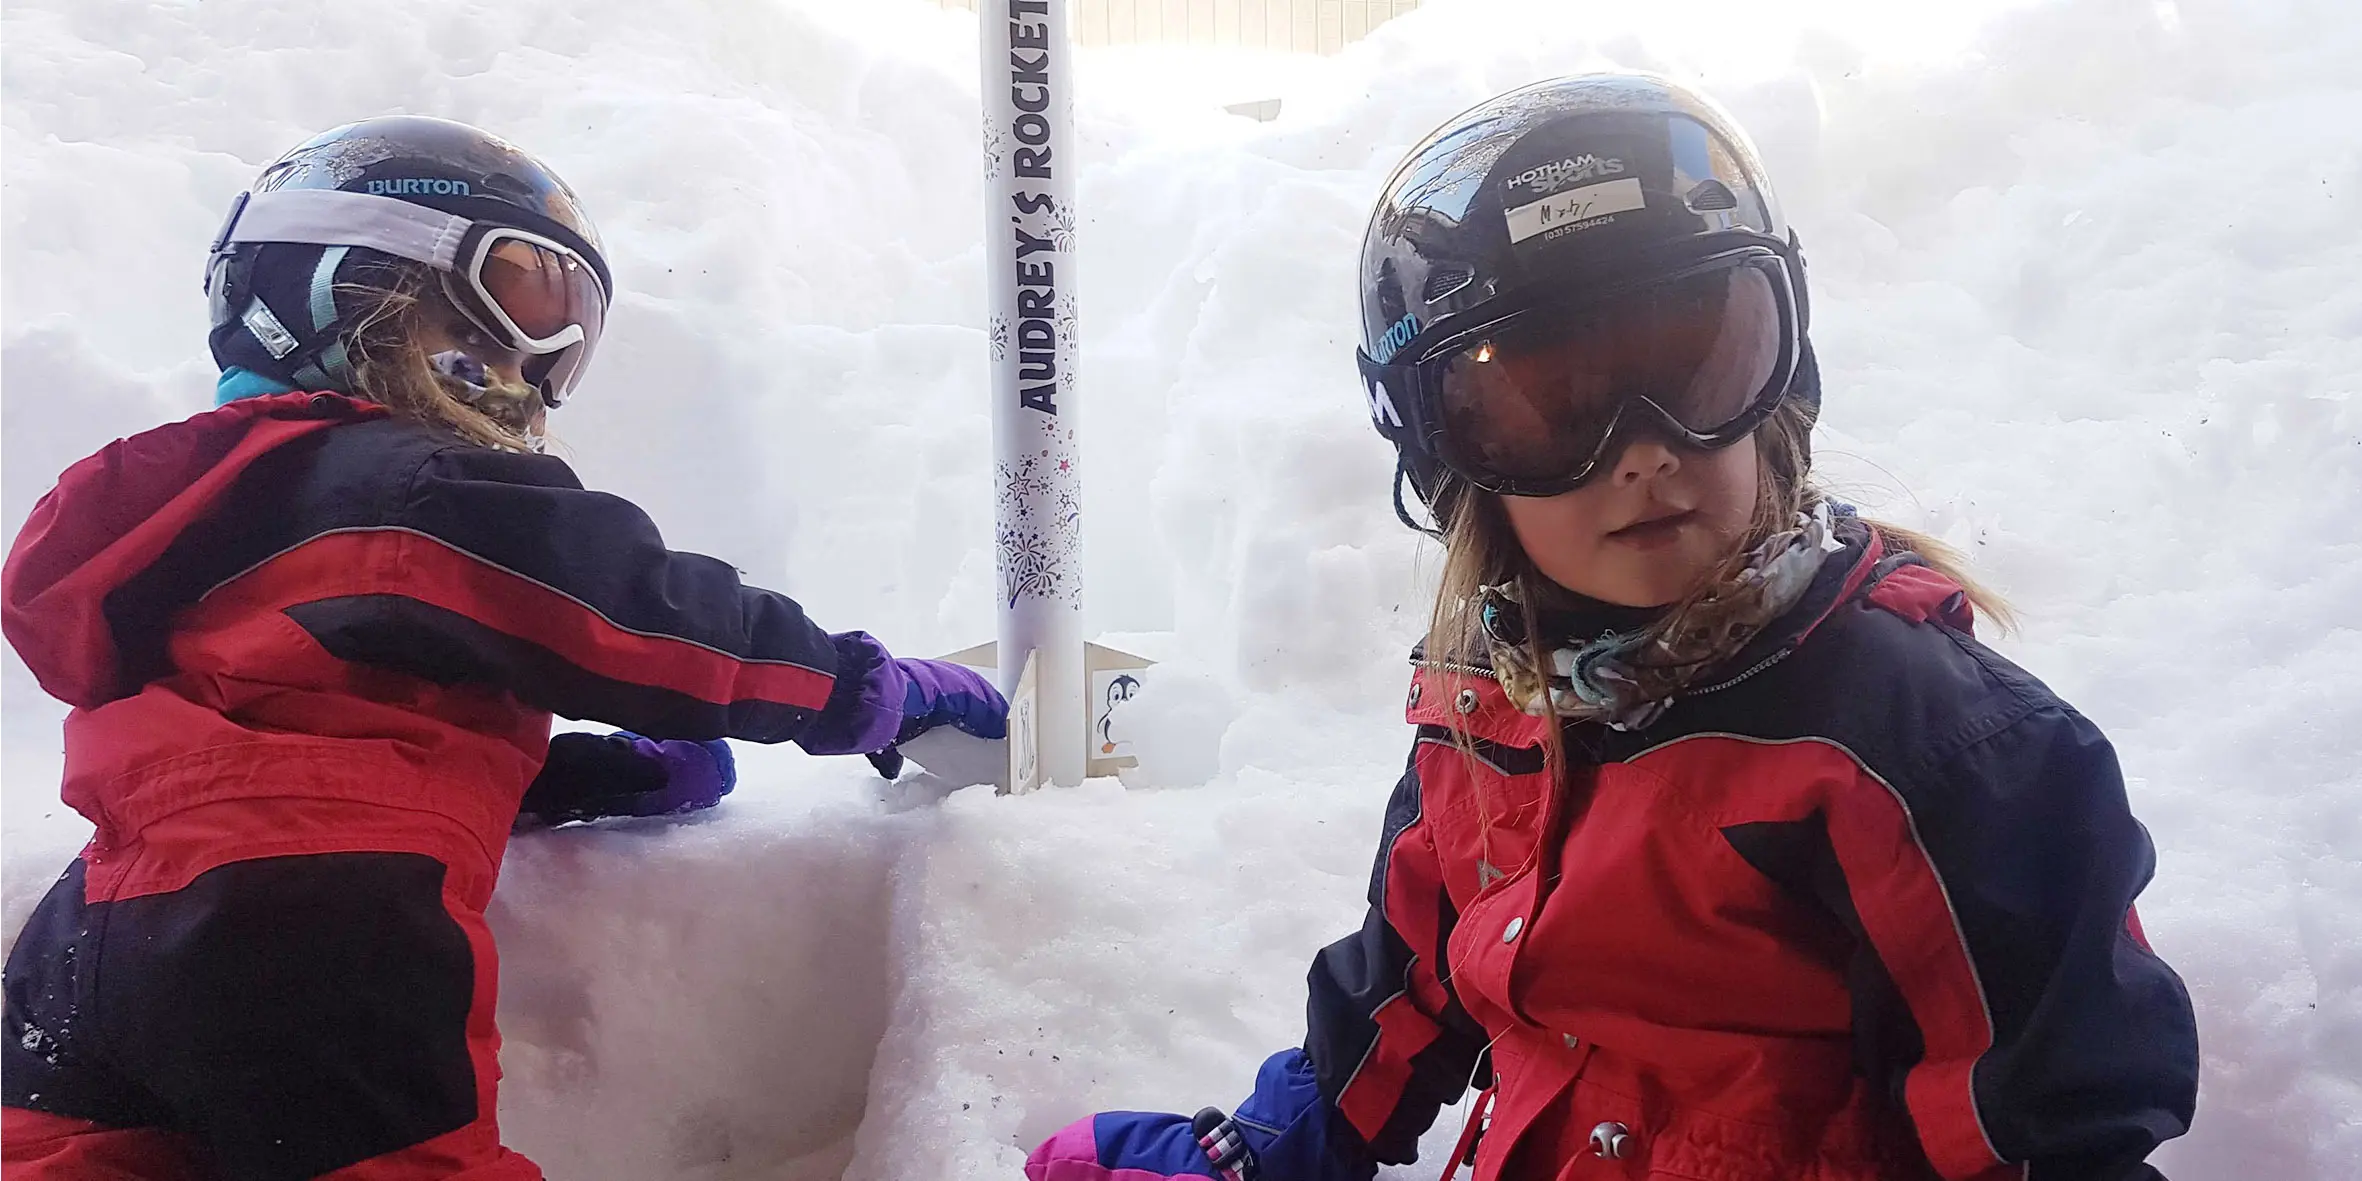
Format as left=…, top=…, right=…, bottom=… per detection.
left=5, top=0, right=2357, bottom=1176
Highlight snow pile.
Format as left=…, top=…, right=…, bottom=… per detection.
left=5, top=0, right=2357, bottom=1177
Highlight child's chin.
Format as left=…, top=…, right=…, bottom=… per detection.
left=1598, top=556, right=1714, bottom=609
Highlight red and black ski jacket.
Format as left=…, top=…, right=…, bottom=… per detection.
left=1303, top=518, right=2199, bottom=1181
left=2, top=392, right=858, bottom=895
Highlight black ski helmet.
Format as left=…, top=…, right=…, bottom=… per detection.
left=205, top=115, right=612, bottom=398
left=1355, top=73, right=1819, bottom=531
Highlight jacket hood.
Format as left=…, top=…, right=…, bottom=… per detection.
left=3, top=392, right=383, bottom=708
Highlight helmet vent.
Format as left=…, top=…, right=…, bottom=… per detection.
left=1685, top=180, right=1740, bottom=212
left=1422, top=267, right=1476, bottom=303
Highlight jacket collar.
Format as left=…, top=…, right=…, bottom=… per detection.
left=1406, top=513, right=1908, bottom=742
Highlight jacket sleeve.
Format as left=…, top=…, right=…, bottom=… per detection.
left=1827, top=702, right=2199, bottom=1181
left=277, top=441, right=859, bottom=745
left=1303, top=740, right=1490, bottom=1166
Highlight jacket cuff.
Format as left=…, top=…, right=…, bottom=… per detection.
left=794, top=631, right=909, bottom=756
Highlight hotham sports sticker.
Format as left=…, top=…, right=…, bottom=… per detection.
left=1505, top=176, right=1646, bottom=243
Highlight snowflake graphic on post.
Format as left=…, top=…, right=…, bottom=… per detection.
left=997, top=451, right=1056, bottom=527
left=982, top=115, right=1009, bottom=182
left=1053, top=292, right=1080, bottom=403
left=997, top=424, right=1083, bottom=606
left=1046, top=199, right=1078, bottom=252
left=997, top=525, right=1062, bottom=607
left=996, top=518, right=1078, bottom=606
left=988, top=314, right=1010, bottom=362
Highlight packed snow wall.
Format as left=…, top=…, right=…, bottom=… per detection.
left=4, top=1, right=2355, bottom=1176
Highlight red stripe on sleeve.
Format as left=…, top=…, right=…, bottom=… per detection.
left=199, top=528, right=834, bottom=712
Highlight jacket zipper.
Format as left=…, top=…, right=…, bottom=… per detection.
left=1679, top=647, right=1793, bottom=698
left=1414, top=658, right=1501, bottom=681
left=1415, top=646, right=1792, bottom=700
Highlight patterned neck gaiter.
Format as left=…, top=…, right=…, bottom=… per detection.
left=1485, top=502, right=1846, bottom=730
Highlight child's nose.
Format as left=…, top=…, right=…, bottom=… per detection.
left=1608, top=435, right=1682, bottom=485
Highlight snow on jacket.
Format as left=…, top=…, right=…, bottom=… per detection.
left=1306, top=517, right=2199, bottom=1181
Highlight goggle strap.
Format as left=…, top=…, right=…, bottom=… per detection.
left=220, top=188, right=471, bottom=272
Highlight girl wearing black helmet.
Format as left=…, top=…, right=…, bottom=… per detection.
left=1025, top=74, right=2197, bottom=1181
left=0, top=117, right=1005, bottom=1178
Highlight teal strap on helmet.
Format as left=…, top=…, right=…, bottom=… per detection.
left=299, top=245, right=355, bottom=390
left=289, top=360, right=333, bottom=390
left=278, top=245, right=356, bottom=392
left=311, top=340, right=352, bottom=390
left=307, top=245, right=346, bottom=331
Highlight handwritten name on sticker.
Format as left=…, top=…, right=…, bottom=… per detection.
left=1504, top=176, right=1647, bottom=244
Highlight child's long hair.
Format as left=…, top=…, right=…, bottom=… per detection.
left=337, top=262, right=538, bottom=452
left=1421, top=399, right=2011, bottom=851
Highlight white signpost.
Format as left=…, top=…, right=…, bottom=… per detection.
left=981, top=0, right=1084, bottom=789
left=902, top=1, right=1151, bottom=793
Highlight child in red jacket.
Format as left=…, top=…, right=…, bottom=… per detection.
left=0, top=116, right=1004, bottom=1179
left=1027, top=73, right=2198, bottom=1181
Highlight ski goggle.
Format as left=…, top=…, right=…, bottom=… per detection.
left=439, top=227, right=606, bottom=407
left=207, top=187, right=611, bottom=407
left=1361, top=246, right=1800, bottom=497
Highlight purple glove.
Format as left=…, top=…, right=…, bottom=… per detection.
left=516, top=731, right=735, bottom=828
left=1025, top=1050, right=1372, bottom=1181
left=893, top=657, right=1009, bottom=742
left=795, top=632, right=1009, bottom=778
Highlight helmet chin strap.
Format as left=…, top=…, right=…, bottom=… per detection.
left=286, top=246, right=355, bottom=391
left=1393, top=460, right=1445, bottom=540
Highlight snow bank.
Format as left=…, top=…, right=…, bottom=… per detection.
left=5, top=0, right=2356, bottom=1176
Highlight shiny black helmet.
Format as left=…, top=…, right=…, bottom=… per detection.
left=205, top=115, right=612, bottom=407
left=1355, top=73, right=1819, bottom=532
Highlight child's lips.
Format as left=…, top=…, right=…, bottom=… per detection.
left=1607, top=509, right=1698, bottom=547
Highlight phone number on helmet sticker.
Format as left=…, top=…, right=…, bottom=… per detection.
left=1505, top=176, right=1646, bottom=244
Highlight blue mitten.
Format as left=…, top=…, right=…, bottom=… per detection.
left=1025, top=1050, right=1370, bottom=1181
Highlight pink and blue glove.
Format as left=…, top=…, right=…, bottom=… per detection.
left=515, top=730, right=735, bottom=828
left=1025, top=1050, right=1371, bottom=1181
left=794, top=631, right=1008, bottom=778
